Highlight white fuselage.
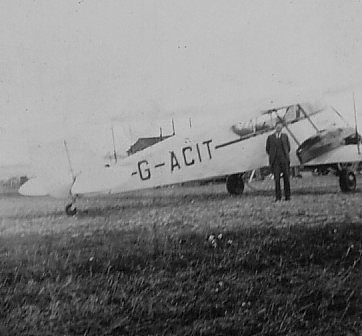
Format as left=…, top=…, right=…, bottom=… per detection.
left=72, top=104, right=351, bottom=195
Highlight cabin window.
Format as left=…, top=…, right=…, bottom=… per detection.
left=283, top=105, right=302, bottom=124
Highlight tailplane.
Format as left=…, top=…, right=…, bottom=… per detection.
left=18, top=138, right=102, bottom=199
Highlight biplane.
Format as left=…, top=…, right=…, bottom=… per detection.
left=19, top=97, right=362, bottom=215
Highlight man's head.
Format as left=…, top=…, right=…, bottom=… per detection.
left=275, top=121, right=283, bottom=133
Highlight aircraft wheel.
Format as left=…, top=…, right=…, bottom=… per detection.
left=226, top=173, right=245, bottom=195
left=65, top=203, right=77, bottom=216
left=339, top=169, right=356, bottom=192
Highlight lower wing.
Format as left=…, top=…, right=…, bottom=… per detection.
left=304, top=145, right=362, bottom=166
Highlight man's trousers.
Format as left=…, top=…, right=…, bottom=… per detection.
left=272, top=160, right=290, bottom=200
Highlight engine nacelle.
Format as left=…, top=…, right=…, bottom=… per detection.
left=297, top=127, right=356, bottom=164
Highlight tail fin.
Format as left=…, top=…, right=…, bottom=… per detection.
left=19, top=138, right=103, bottom=199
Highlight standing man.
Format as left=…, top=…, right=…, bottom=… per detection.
left=266, top=120, right=291, bottom=201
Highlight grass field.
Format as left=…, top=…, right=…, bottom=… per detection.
left=1, top=175, right=362, bottom=335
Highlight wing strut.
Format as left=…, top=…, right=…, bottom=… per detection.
left=298, top=104, right=320, bottom=132
left=353, top=92, right=360, bottom=155
left=63, top=140, right=76, bottom=183
left=111, top=126, right=118, bottom=163
left=273, top=110, right=301, bottom=146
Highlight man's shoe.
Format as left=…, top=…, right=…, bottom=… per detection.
left=285, top=197, right=291, bottom=201
left=274, top=198, right=281, bottom=202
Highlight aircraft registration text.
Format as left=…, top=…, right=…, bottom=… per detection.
left=134, top=139, right=213, bottom=181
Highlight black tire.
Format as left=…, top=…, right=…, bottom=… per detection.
left=339, top=169, right=356, bottom=192
left=226, top=173, right=245, bottom=195
left=65, top=203, right=77, bottom=216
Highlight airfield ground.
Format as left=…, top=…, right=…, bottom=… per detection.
left=1, top=175, right=362, bottom=335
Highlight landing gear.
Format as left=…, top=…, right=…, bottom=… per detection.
left=65, top=194, right=78, bottom=216
left=65, top=203, right=77, bottom=216
left=226, top=173, right=245, bottom=195
left=339, top=169, right=356, bottom=192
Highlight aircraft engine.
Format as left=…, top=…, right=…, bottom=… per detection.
left=296, top=127, right=356, bottom=164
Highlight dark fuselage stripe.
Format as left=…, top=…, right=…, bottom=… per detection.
left=215, top=137, right=243, bottom=149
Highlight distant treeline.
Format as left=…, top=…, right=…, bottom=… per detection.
left=0, top=176, right=28, bottom=192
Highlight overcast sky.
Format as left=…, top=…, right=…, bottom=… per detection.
left=1, top=0, right=362, bottom=165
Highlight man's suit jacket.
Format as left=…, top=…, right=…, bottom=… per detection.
left=266, top=133, right=290, bottom=167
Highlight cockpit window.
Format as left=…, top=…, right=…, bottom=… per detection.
left=282, top=101, right=326, bottom=124
left=283, top=105, right=302, bottom=124
left=300, top=101, right=326, bottom=114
